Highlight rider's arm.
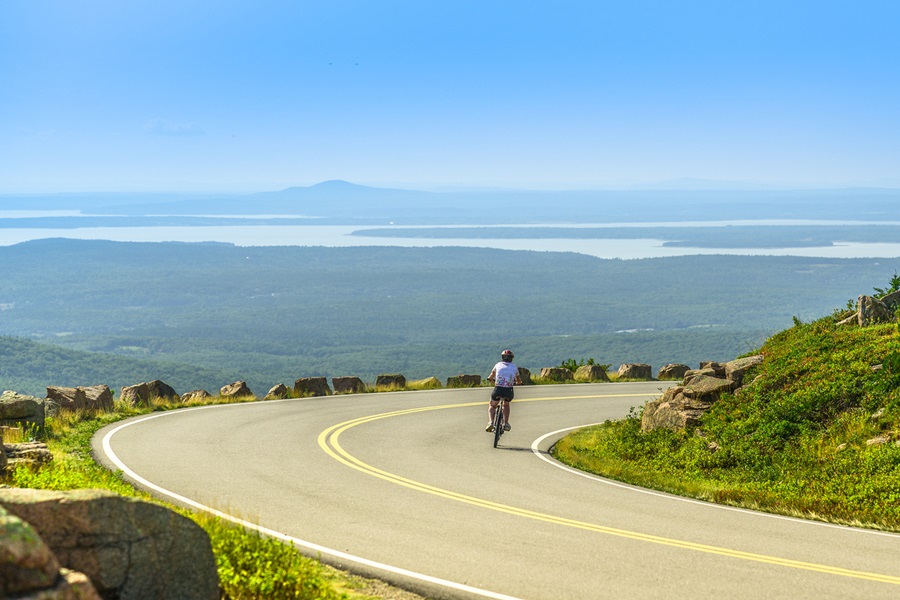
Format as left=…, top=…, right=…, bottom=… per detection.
left=488, top=367, right=497, bottom=383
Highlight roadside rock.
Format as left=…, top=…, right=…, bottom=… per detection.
left=410, top=377, right=442, bottom=389
left=3, top=442, right=53, bottom=471
left=0, top=488, right=219, bottom=600
left=858, top=294, right=895, bottom=326
left=539, top=367, right=573, bottom=382
left=699, top=361, right=727, bottom=377
left=0, top=391, right=45, bottom=430
left=642, top=355, right=764, bottom=433
left=641, top=387, right=712, bottom=431
left=880, top=289, right=900, bottom=308
left=683, top=367, right=719, bottom=385
left=447, top=374, right=482, bottom=388
left=0, top=503, right=101, bottom=599
left=264, top=383, right=290, bottom=400
left=657, top=364, right=690, bottom=381
left=82, top=385, right=114, bottom=412
left=683, top=375, right=735, bottom=401
left=121, top=380, right=179, bottom=406
left=617, top=363, right=652, bottom=380
left=44, top=400, right=61, bottom=420
left=181, top=389, right=212, bottom=403
left=840, top=292, right=900, bottom=326
left=44, top=387, right=86, bottom=411
left=46, top=385, right=114, bottom=412
left=518, top=367, right=532, bottom=385
left=574, top=364, right=609, bottom=382
left=332, top=376, right=366, bottom=395
left=375, top=374, right=407, bottom=389
left=725, top=355, right=764, bottom=387
left=220, top=381, right=254, bottom=399
left=294, top=377, right=332, bottom=397
left=836, top=312, right=857, bottom=326
left=0, top=503, right=58, bottom=590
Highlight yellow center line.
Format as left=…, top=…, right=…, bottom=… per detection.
left=317, top=394, right=900, bottom=586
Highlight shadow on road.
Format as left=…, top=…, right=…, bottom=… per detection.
left=496, top=445, right=549, bottom=454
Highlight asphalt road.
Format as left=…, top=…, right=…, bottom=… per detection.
left=93, top=383, right=900, bottom=599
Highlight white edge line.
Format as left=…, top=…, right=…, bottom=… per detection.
left=100, top=405, right=524, bottom=600
left=531, top=424, right=900, bottom=540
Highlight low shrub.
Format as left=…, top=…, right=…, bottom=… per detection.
left=554, top=316, right=900, bottom=531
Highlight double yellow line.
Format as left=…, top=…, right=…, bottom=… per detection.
left=317, top=396, right=900, bottom=586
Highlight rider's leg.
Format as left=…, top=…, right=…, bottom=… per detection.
left=487, top=399, right=500, bottom=429
left=502, top=399, right=511, bottom=426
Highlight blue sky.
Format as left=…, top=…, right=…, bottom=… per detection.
left=2, top=1, right=899, bottom=192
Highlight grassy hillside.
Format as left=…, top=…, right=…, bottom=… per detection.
left=555, top=313, right=900, bottom=530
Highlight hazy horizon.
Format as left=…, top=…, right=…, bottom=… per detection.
left=4, top=178, right=900, bottom=198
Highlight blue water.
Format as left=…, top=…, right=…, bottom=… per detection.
left=2, top=215, right=900, bottom=259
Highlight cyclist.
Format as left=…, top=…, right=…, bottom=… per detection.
left=486, top=349, right=522, bottom=433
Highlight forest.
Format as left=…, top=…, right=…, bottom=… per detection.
left=1, top=239, right=896, bottom=397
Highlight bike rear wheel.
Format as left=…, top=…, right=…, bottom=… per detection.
left=492, top=406, right=504, bottom=448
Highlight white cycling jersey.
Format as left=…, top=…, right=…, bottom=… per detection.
left=492, top=361, right=519, bottom=387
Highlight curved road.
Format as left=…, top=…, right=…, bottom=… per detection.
left=93, top=383, right=900, bottom=599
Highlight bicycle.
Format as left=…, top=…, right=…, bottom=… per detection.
left=490, top=400, right=506, bottom=448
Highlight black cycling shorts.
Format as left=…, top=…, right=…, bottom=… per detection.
left=491, top=386, right=514, bottom=402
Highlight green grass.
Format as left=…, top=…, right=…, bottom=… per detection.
left=1, top=398, right=415, bottom=600
left=199, top=513, right=367, bottom=600
left=554, top=317, right=900, bottom=531
left=405, top=377, right=444, bottom=391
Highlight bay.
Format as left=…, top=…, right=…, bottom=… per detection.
left=3, top=223, right=900, bottom=259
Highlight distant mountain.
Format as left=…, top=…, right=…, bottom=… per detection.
left=299, top=179, right=408, bottom=194
left=81, top=180, right=429, bottom=220
left=14, top=182, right=900, bottom=224
left=255, top=179, right=425, bottom=200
